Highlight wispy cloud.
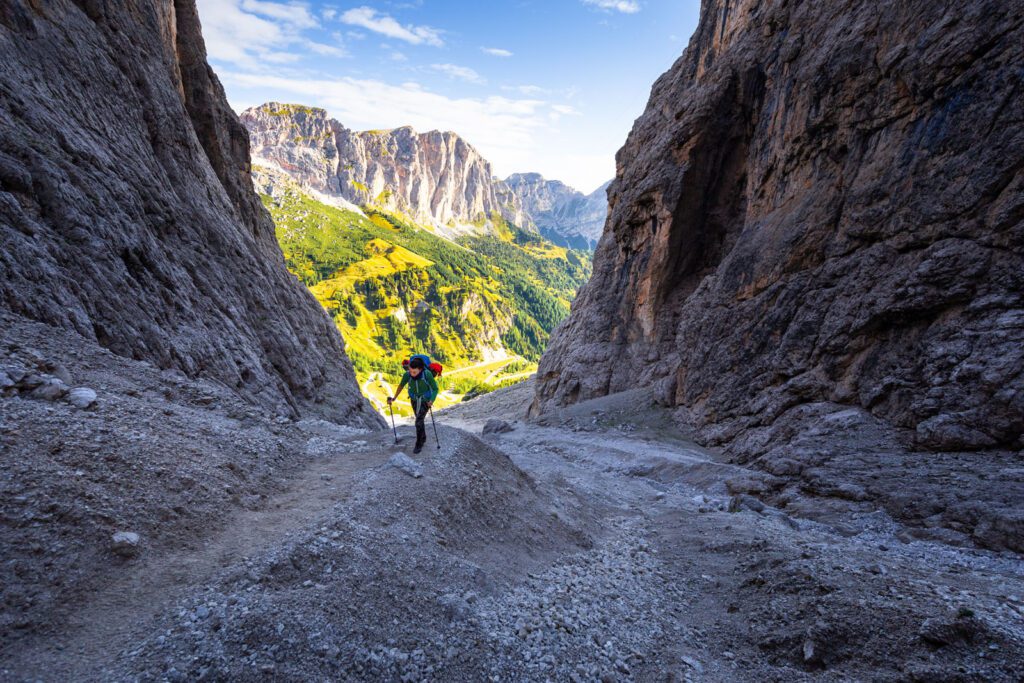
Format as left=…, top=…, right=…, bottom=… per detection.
left=239, top=0, right=317, bottom=27
left=481, top=47, right=513, bottom=57
left=199, top=0, right=345, bottom=68
left=502, top=84, right=549, bottom=96
left=339, top=6, right=443, bottom=46
left=581, top=0, right=641, bottom=14
left=430, top=63, right=486, bottom=84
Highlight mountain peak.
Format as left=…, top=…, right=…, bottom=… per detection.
left=504, top=173, right=610, bottom=249
left=241, top=102, right=529, bottom=235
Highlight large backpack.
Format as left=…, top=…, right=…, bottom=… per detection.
left=403, top=353, right=443, bottom=377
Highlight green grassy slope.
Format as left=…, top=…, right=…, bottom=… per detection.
left=261, top=177, right=592, bottom=413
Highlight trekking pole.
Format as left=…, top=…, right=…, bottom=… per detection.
left=388, top=400, right=398, bottom=443
left=429, top=404, right=440, bottom=450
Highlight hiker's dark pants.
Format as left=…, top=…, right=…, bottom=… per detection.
left=413, top=399, right=430, bottom=446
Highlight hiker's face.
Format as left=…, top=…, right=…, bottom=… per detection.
left=410, top=367, right=421, bottom=377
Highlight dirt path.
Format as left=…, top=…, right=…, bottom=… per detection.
left=4, top=435, right=391, bottom=681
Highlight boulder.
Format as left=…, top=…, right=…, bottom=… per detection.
left=30, top=379, right=68, bottom=401
left=66, top=387, right=98, bottom=410
left=482, top=419, right=514, bottom=435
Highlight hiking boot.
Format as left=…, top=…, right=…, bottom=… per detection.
left=413, top=443, right=423, bottom=454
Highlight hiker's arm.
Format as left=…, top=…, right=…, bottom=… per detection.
left=426, top=373, right=439, bottom=403
left=392, top=374, right=408, bottom=400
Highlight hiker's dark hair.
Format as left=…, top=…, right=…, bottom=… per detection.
left=409, top=357, right=425, bottom=370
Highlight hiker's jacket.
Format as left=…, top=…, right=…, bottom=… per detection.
left=397, top=368, right=438, bottom=403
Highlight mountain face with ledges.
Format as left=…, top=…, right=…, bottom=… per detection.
left=534, top=0, right=1024, bottom=453
left=505, top=173, right=610, bottom=250
left=241, top=103, right=531, bottom=236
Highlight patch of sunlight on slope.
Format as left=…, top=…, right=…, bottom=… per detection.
left=311, top=239, right=433, bottom=298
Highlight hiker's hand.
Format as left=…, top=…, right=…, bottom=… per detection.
left=386, top=396, right=394, bottom=404
left=427, top=401, right=433, bottom=408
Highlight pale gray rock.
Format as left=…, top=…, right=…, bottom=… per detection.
left=65, top=387, right=97, bottom=410
left=389, top=452, right=424, bottom=478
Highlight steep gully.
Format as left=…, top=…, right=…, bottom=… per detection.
left=3, top=380, right=1022, bottom=681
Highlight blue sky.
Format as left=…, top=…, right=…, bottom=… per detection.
left=196, top=0, right=700, bottom=193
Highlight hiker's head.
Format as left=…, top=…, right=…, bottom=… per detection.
left=409, top=357, right=425, bottom=376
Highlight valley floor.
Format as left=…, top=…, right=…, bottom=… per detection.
left=1, top=324, right=1022, bottom=681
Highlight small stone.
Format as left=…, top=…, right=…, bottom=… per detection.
left=681, top=655, right=703, bottom=673
left=111, top=531, right=141, bottom=557
left=437, top=594, right=471, bottom=622
left=389, top=452, right=423, bottom=478
left=195, top=605, right=210, bottom=619
left=66, top=387, right=98, bottom=409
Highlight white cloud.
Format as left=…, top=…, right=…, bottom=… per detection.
left=197, top=0, right=346, bottom=68
left=581, top=0, right=641, bottom=13
left=308, top=41, right=346, bottom=57
left=339, top=6, right=443, bottom=46
left=430, top=63, right=486, bottom=84
left=551, top=104, right=580, bottom=115
left=391, top=52, right=409, bottom=62
left=322, top=8, right=337, bottom=20
left=481, top=47, right=513, bottom=57
left=502, top=84, right=549, bottom=96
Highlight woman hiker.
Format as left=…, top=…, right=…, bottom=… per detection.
left=387, top=356, right=438, bottom=454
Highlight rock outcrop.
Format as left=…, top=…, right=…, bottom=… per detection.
left=505, top=173, right=610, bottom=250
left=0, top=0, right=381, bottom=427
left=241, top=103, right=531, bottom=235
left=535, top=0, right=1023, bottom=453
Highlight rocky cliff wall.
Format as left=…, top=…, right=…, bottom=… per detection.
left=242, top=103, right=531, bottom=234
left=535, top=0, right=1023, bottom=452
left=0, top=0, right=382, bottom=427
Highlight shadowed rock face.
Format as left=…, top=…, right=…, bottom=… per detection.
left=241, top=103, right=531, bottom=233
left=0, top=0, right=382, bottom=427
left=535, top=0, right=1024, bottom=451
